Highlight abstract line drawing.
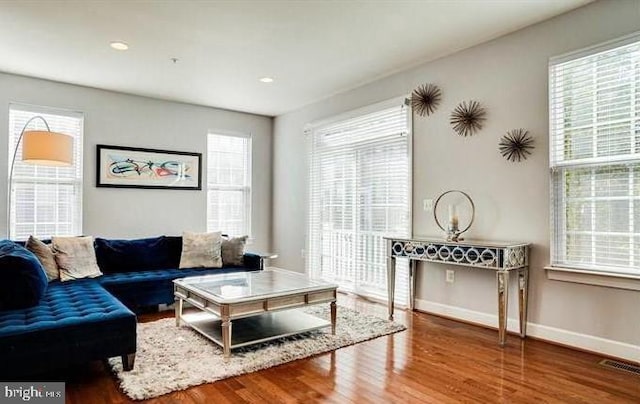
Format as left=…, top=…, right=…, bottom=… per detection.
left=107, top=156, right=191, bottom=179
left=96, top=145, right=202, bottom=190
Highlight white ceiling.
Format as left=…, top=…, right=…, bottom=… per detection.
left=0, top=0, right=591, bottom=116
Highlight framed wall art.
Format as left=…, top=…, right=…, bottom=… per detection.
left=96, top=144, right=202, bottom=190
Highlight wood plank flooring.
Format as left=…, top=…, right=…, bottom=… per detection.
left=62, top=295, right=639, bottom=403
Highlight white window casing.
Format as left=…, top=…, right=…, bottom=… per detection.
left=206, top=132, right=252, bottom=237
left=307, top=97, right=412, bottom=303
left=548, top=32, right=640, bottom=283
left=8, top=104, right=84, bottom=240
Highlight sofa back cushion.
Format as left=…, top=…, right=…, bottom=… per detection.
left=95, top=236, right=182, bottom=273
left=25, top=235, right=59, bottom=282
left=53, top=236, right=103, bottom=282
left=221, top=235, right=247, bottom=266
left=0, top=239, right=48, bottom=310
left=179, top=231, right=223, bottom=269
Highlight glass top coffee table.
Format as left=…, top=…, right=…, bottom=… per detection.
left=173, top=269, right=338, bottom=357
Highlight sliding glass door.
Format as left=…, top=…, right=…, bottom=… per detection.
left=307, top=100, right=411, bottom=303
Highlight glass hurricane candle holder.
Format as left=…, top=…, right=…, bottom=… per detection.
left=434, top=190, right=475, bottom=242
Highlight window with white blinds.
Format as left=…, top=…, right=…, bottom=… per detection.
left=8, top=104, right=84, bottom=240
left=307, top=100, right=411, bottom=303
left=206, top=133, right=251, bottom=237
left=549, top=33, right=640, bottom=275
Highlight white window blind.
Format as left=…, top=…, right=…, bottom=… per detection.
left=307, top=100, right=411, bottom=303
left=207, top=133, right=252, bottom=237
left=8, top=104, right=84, bottom=240
left=549, top=33, right=640, bottom=275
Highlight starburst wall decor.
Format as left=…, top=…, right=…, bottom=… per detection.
left=411, top=83, right=442, bottom=117
left=450, top=100, right=486, bottom=137
left=499, top=129, right=534, bottom=162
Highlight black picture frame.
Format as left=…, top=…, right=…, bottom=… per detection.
left=96, top=144, right=202, bottom=190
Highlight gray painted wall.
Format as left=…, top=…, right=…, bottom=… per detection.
left=272, top=0, right=640, bottom=348
left=0, top=73, right=273, bottom=252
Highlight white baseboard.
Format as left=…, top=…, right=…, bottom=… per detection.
left=414, top=299, right=640, bottom=363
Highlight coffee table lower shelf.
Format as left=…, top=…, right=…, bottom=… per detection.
left=181, top=310, right=331, bottom=351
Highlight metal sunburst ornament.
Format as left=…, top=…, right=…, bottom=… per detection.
left=411, top=83, right=442, bottom=117
left=499, top=129, right=534, bottom=162
left=450, top=100, right=486, bottom=137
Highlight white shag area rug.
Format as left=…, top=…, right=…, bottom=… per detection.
left=109, top=305, right=405, bottom=400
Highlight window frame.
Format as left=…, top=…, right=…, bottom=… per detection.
left=206, top=130, right=252, bottom=238
left=305, top=96, right=413, bottom=302
left=7, top=103, right=84, bottom=240
left=547, top=32, right=640, bottom=287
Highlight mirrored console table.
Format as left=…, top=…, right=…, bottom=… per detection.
left=385, top=236, right=530, bottom=346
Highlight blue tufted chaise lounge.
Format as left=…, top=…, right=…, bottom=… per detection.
left=0, top=235, right=262, bottom=379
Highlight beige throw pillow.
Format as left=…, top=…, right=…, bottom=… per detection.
left=179, top=231, right=223, bottom=269
left=25, top=235, right=59, bottom=282
left=52, top=236, right=103, bottom=282
left=221, top=236, right=247, bottom=266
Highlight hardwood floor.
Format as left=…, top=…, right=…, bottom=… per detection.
left=63, top=295, right=639, bottom=403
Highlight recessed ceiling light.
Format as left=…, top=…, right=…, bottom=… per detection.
left=110, top=41, right=129, bottom=51
left=259, top=77, right=274, bottom=83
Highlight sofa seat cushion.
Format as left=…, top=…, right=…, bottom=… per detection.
left=100, top=267, right=256, bottom=308
left=0, top=280, right=136, bottom=378
left=95, top=236, right=181, bottom=274
left=0, top=280, right=134, bottom=337
left=99, top=266, right=254, bottom=285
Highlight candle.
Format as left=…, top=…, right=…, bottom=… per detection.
left=449, top=204, right=459, bottom=228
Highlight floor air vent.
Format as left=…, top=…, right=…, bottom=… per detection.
left=599, top=359, right=640, bottom=375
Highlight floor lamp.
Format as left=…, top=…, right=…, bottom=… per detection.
left=7, top=116, right=73, bottom=239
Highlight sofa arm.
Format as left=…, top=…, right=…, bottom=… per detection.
left=243, top=252, right=278, bottom=270
left=243, top=252, right=263, bottom=271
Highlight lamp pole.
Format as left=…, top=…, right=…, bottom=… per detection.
left=7, top=116, right=52, bottom=240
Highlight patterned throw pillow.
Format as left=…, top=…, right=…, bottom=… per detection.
left=179, top=231, right=223, bottom=269
left=221, top=236, right=247, bottom=266
left=25, top=235, right=59, bottom=282
left=52, top=236, right=103, bottom=282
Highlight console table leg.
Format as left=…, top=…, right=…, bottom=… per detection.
left=175, top=298, right=183, bottom=327
left=387, top=257, right=396, bottom=320
left=222, top=317, right=232, bottom=358
left=518, top=268, right=529, bottom=338
left=409, top=260, right=417, bottom=311
left=497, top=271, right=509, bottom=346
left=330, top=301, right=337, bottom=335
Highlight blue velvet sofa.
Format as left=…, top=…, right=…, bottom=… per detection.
left=0, top=235, right=262, bottom=379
